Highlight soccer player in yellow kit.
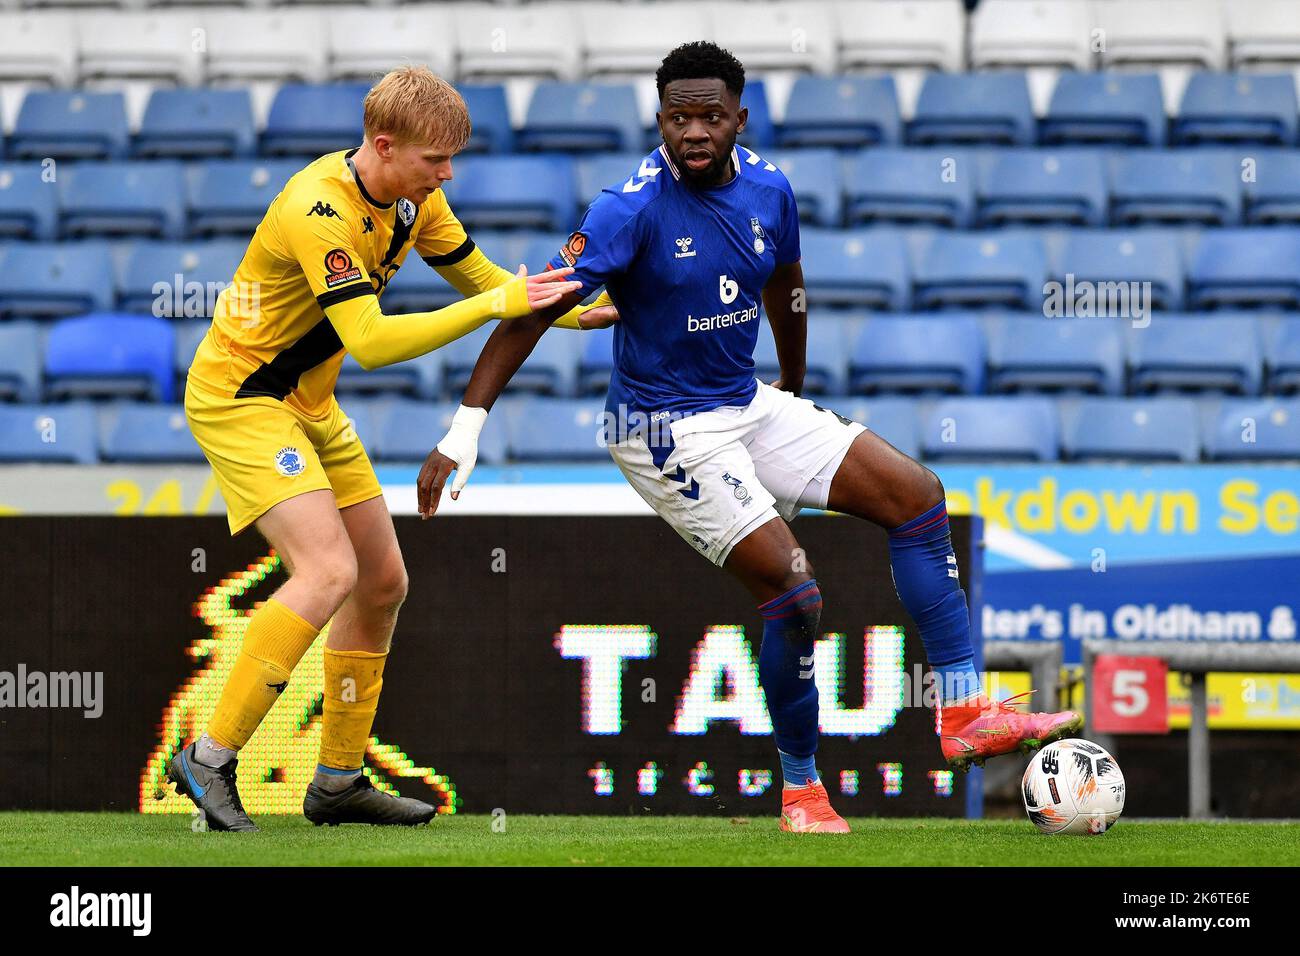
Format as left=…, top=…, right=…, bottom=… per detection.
left=171, top=67, right=614, bottom=831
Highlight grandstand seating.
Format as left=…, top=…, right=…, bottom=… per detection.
left=1060, top=396, right=1202, bottom=463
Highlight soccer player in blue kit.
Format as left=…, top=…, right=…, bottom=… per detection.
left=418, top=42, right=1082, bottom=833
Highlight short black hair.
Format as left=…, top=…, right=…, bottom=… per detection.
left=655, top=41, right=746, bottom=100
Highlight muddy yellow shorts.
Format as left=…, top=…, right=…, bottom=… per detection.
left=184, top=380, right=383, bottom=535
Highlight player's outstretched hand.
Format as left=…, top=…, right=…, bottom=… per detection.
left=418, top=405, right=487, bottom=518
left=416, top=448, right=458, bottom=519
left=519, top=263, right=583, bottom=313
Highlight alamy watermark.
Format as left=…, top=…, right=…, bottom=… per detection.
left=1043, top=273, right=1152, bottom=328
left=0, top=664, right=103, bottom=718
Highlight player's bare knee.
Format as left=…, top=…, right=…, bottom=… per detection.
left=310, top=552, right=359, bottom=607
left=918, top=467, right=945, bottom=511
left=362, top=560, right=408, bottom=616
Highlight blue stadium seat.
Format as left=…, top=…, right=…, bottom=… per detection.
left=59, top=161, right=186, bottom=240
left=381, top=255, right=454, bottom=311
left=909, top=73, right=1035, bottom=146
left=45, top=313, right=176, bottom=403
left=336, top=350, right=444, bottom=400
left=1061, top=397, right=1201, bottom=462
left=371, top=398, right=509, bottom=465
left=100, top=403, right=204, bottom=463
left=977, top=151, right=1108, bottom=227
left=1109, top=152, right=1241, bottom=226
left=505, top=397, right=608, bottom=461
left=737, top=80, right=776, bottom=150
left=768, top=149, right=843, bottom=228
left=174, top=320, right=209, bottom=393
left=0, top=242, right=115, bottom=319
left=849, top=315, right=984, bottom=395
left=442, top=156, right=576, bottom=231
left=1265, top=318, right=1300, bottom=394
left=134, top=88, right=255, bottom=160
left=0, top=321, right=42, bottom=402
left=118, top=240, right=247, bottom=316
left=1204, top=398, right=1300, bottom=460
left=0, top=163, right=57, bottom=240
left=986, top=317, right=1125, bottom=395
left=1054, top=230, right=1185, bottom=311
left=912, top=233, right=1047, bottom=311
left=1174, top=73, right=1298, bottom=146
left=778, top=75, right=902, bottom=149
left=508, top=329, right=579, bottom=396
left=754, top=317, right=852, bottom=396
left=459, top=84, right=514, bottom=154
left=1041, top=73, right=1167, bottom=147
left=519, top=82, right=642, bottom=153
left=260, top=83, right=369, bottom=157
left=187, top=160, right=300, bottom=237
left=845, top=149, right=976, bottom=228
left=1243, top=151, right=1300, bottom=225
left=818, top=396, right=920, bottom=459
left=800, top=228, right=909, bottom=311
left=577, top=153, right=648, bottom=208
left=9, top=91, right=129, bottom=160
left=1128, top=315, right=1263, bottom=395
left=516, top=233, right=571, bottom=273
left=577, top=325, right=614, bottom=395
left=920, top=396, right=1059, bottom=461
left=443, top=323, right=496, bottom=395
left=0, top=403, right=97, bottom=464
left=331, top=397, right=383, bottom=451
left=1187, top=229, right=1300, bottom=310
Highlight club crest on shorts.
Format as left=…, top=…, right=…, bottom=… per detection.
left=721, top=471, right=751, bottom=504
left=275, top=446, right=306, bottom=477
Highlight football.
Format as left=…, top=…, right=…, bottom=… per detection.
left=1022, top=739, right=1126, bottom=835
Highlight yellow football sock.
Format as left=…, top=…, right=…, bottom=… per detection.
left=319, top=648, right=388, bottom=771
left=207, top=598, right=319, bottom=751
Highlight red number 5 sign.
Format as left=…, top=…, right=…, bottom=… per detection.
left=1092, top=655, right=1169, bottom=734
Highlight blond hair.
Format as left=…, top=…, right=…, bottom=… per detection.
left=363, top=66, right=471, bottom=152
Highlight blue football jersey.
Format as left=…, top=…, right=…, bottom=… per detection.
left=548, top=144, right=801, bottom=419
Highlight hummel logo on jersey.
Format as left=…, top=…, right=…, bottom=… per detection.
left=674, top=237, right=696, bottom=259
left=362, top=216, right=374, bottom=234
left=308, top=201, right=340, bottom=219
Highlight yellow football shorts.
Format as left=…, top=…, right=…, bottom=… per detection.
left=184, top=380, right=383, bottom=536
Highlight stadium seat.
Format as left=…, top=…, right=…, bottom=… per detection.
left=986, top=316, right=1126, bottom=395
left=908, top=73, right=1036, bottom=147
left=1128, top=315, right=1263, bottom=395
left=799, top=229, right=909, bottom=311
left=1187, top=229, right=1300, bottom=310
left=336, top=351, right=443, bottom=401
left=1095, top=0, right=1228, bottom=71
left=99, top=404, right=204, bottom=463
left=9, top=90, right=129, bottom=160
left=0, top=320, right=41, bottom=402
left=76, top=12, right=203, bottom=86
left=186, top=160, right=300, bottom=237
left=443, top=323, right=496, bottom=395
left=45, top=313, right=176, bottom=403
left=117, top=240, right=247, bottom=317
left=1174, top=72, right=1299, bottom=145
left=441, top=156, right=576, bottom=232
left=203, top=11, right=328, bottom=84
left=0, top=13, right=77, bottom=86
left=754, top=317, right=852, bottom=396
left=455, top=6, right=581, bottom=82
left=845, top=149, right=976, bottom=228
left=777, top=76, right=901, bottom=149
left=0, top=241, right=114, bottom=319
left=1108, top=151, right=1241, bottom=226
left=818, top=396, right=920, bottom=459
left=581, top=2, right=714, bottom=79
left=1244, top=151, right=1300, bottom=224
left=1040, top=72, right=1168, bottom=147
left=977, top=151, right=1108, bottom=227
left=970, top=0, right=1096, bottom=71
left=58, top=162, right=186, bottom=240
left=380, top=255, right=456, bottom=311
left=459, top=85, right=515, bottom=154
left=518, top=82, right=643, bottom=154
left=576, top=326, right=614, bottom=396
left=708, top=1, right=835, bottom=73
left=836, top=0, right=965, bottom=74
left=134, top=89, right=256, bottom=159
left=0, top=163, right=57, bottom=240
left=504, top=397, right=608, bottom=462
left=325, top=8, right=452, bottom=84
left=1226, top=0, right=1300, bottom=70
left=261, top=83, right=369, bottom=157
left=1053, top=230, right=1185, bottom=312
left=371, top=399, right=509, bottom=465
left=768, top=149, right=843, bottom=228
left=173, top=320, right=209, bottom=392
left=735, top=80, right=776, bottom=150
left=506, top=330, right=579, bottom=397
left=920, top=396, right=1060, bottom=462
left=849, top=315, right=984, bottom=395
left=1264, top=318, right=1300, bottom=394
left=1060, top=396, right=1201, bottom=462
left=515, top=233, right=570, bottom=273
left=0, top=402, right=97, bottom=464
left=1203, top=398, right=1300, bottom=460
left=577, top=153, right=646, bottom=208
left=912, top=233, right=1048, bottom=311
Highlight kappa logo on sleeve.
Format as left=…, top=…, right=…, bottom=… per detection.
left=324, top=248, right=363, bottom=288
left=559, top=231, right=587, bottom=267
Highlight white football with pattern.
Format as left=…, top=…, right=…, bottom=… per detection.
left=1022, top=738, right=1125, bottom=835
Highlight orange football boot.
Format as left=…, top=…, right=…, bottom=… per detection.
left=940, top=691, right=1083, bottom=772
left=779, top=779, right=851, bottom=834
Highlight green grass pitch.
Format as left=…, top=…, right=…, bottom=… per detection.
left=2, top=814, right=1297, bottom=866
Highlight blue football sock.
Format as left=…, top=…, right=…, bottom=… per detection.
left=887, top=501, right=980, bottom=704
left=757, top=580, right=823, bottom=787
